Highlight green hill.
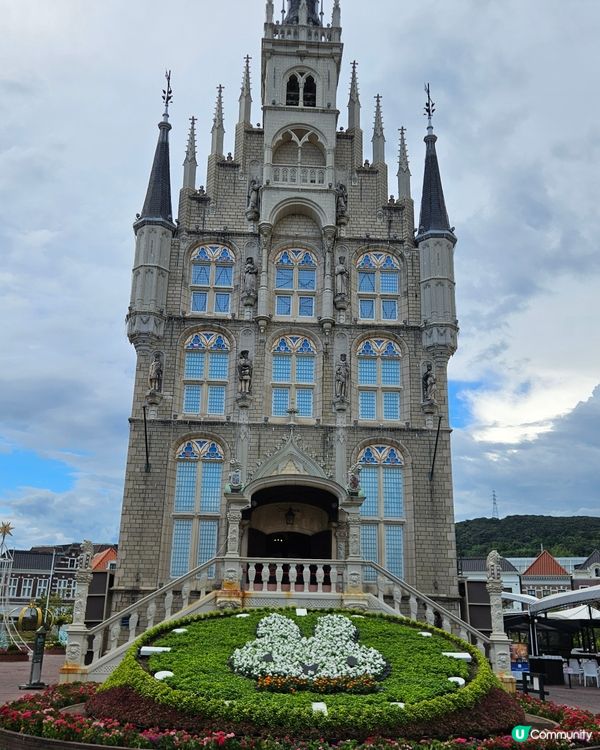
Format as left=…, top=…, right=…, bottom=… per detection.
left=455, top=515, right=600, bottom=558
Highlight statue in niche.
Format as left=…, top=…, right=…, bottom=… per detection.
left=422, top=363, right=437, bottom=404
left=334, top=354, right=350, bottom=400
left=243, top=257, right=258, bottom=295
left=148, top=352, right=163, bottom=392
left=238, top=350, right=253, bottom=394
left=335, top=257, right=348, bottom=298
left=335, top=183, right=348, bottom=222
left=228, top=461, right=242, bottom=490
left=246, top=179, right=261, bottom=220
left=347, top=464, right=362, bottom=494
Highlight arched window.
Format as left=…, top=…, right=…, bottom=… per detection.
left=190, top=244, right=235, bottom=315
left=357, top=338, right=402, bottom=421
left=357, top=252, right=400, bottom=321
left=285, top=70, right=317, bottom=107
left=286, top=74, right=300, bottom=106
left=271, top=335, right=316, bottom=418
left=170, top=439, right=224, bottom=578
left=182, top=332, right=230, bottom=416
left=358, top=445, right=404, bottom=579
left=274, top=249, right=317, bottom=318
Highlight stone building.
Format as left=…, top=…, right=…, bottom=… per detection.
left=112, top=0, right=460, bottom=613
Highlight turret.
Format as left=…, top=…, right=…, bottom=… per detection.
left=128, top=72, right=175, bottom=351
left=416, top=86, right=458, bottom=356
left=397, top=126, right=411, bottom=200
left=182, top=116, right=197, bottom=190
left=348, top=60, right=360, bottom=132
left=238, top=56, right=252, bottom=126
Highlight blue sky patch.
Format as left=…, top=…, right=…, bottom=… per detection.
left=0, top=449, right=74, bottom=494
left=448, top=380, right=487, bottom=429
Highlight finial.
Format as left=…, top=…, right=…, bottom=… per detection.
left=186, top=116, right=197, bottom=155
left=373, top=94, right=384, bottom=134
left=397, top=127, right=411, bottom=200
left=162, top=69, right=173, bottom=121
left=424, top=82, right=435, bottom=128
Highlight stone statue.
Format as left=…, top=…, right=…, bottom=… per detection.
left=148, top=352, right=163, bottom=392
left=238, top=350, right=253, bottom=394
left=246, top=179, right=261, bottom=220
left=347, top=464, right=361, bottom=493
left=243, top=257, right=258, bottom=295
left=79, top=540, right=94, bottom=571
left=228, top=461, right=242, bottom=490
left=335, top=257, right=348, bottom=297
left=486, top=549, right=503, bottom=584
left=335, top=354, right=350, bottom=400
left=336, top=182, right=348, bottom=221
left=422, top=363, right=437, bottom=403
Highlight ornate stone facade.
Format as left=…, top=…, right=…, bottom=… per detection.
left=112, top=1, right=460, bottom=613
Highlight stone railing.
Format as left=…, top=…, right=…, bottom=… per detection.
left=65, top=556, right=492, bottom=682
left=272, top=165, right=326, bottom=186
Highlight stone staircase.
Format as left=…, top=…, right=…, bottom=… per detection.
left=62, top=557, right=493, bottom=683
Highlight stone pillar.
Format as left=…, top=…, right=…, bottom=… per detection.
left=256, top=223, right=272, bottom=331
left=217, top=497, right=248, bottom=610
left=342, top=494, right=368, bottom=610
left=321, top=226, right=336, bottom=330
left=60, top=544, right=94, bottom=682
left=486, top=550, right=513, bottom=678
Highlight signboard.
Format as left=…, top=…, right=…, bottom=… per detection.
left=510, top=642, right=529, bottom=675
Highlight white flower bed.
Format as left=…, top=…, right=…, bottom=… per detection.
left=231, top=613, right=386, bottom=681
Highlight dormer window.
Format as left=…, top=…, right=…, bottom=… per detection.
left=286, top=71, right=317, bottom=108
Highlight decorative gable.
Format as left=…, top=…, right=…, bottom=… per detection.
left=253, top=433, right=326, bottom=480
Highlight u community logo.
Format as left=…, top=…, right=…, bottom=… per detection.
left=512, top=725, right=593, bottom=744
left=512, top=726, right=532, bottom=742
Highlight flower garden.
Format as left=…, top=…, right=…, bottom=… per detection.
left=0, top=608, right=599, bottom=749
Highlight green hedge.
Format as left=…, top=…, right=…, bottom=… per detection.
left=101, top=609, right=499, bottom=736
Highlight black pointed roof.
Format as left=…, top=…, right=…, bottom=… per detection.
left=575, top=550, right=600, bottom=570
left=285, top=0, right=321, bottom=26
left=139, top=119, right=173, bottom=224
left=418, top=127, right=452, bottom=236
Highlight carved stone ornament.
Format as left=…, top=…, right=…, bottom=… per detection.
left=148, top=352, right=164, bottom=392
left=422, top=362, right=437, bottom=404
left=66, top=643, right=81, bottom=663
left=79, top=540, right=94, bottom=571
left=237, top=351, right=253, bottom=394
left=245, top=179, right=261, bottom=221
left=334, top=353, right=350, bottom=401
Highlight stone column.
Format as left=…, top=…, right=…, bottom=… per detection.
left=217, top=497, right=248, bottom=610
left=256, top=223, right=272, bottom=332
left=342, top=494, right=368, bottom=610
left=60, top=544, right=94, bottom=682
left=486, top=550, right=513, bottom=679
left=321, top=226, right=336, bottom=330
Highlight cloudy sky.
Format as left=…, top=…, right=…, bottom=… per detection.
left=1, top=0, right=599, bottom=550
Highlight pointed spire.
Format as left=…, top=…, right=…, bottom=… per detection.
left=418, top=85, right=452, bottom=235
left=139, top=70, right=173, bottom=225
left=285, top=0, right=320, bottom=26
left=332, top=0, right=341, bottom=27
left=348, top=60, right=361, bottom=131
left=238, top=56, right=252, bottom=125
left=372, top=94, right=385, bottom=165
left=397, top=127, right=411, bottom=200
left=183, top=116, right=197, bottom=190
left=211, top=85, right=225, bottom=157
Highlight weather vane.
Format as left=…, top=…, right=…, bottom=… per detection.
left=162, top=69, right=173, bottom=115
left=424, top=83, right=435, bottom=126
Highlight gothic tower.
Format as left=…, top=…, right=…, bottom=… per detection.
left=112, top=0, right=460, bottom=613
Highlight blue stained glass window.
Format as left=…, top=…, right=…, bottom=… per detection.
left=174, top=462, right=197, bottom=512
left=214, top=293, right=230, bottom=313
left=276, top=269, right=294, bottom=289
left=192, top=265, right=210, bottom=286
left=359, top=299, right=375, bottom=319
left=382, top=299, right=398, bottom=320
left=215, top=266, right=233, bottom=287
left=383, top=468, right=404, bottom=518
left=380, top=271, right=399, bottom=294
left=298, top=269, right=316, bottom=290
left=385, top=525, right=403, bottom=578
left=381, top=358, right=401, bottom=385
left=295, top=356, right=315, bottom=384
left=185, top=352, right=205, bottom=379
left=272, top=355, right=292, bottom=383
left=207, top=386, right=225, bottom=415
left=200, top=463, right=222, bottom=512
left=383, top=391, right=400, bottom=420
left=276, top=296, right=292, bottom=315
left=360, top=467, right=379, bottom=516
left=359, top=272, right=376, bottom=293
left=208, top=352, right=229, bottom=380
left=197, top=520, right=219, bottom=577
left=359, top=391, right=376, bottom=419
left=170, top=519, right=192, bottom=577
left=272, top=388, right=290, bottom=416
left=361, top=524, right=378, bottom=581
left=298, top=297, right=314, bottom=317
left=299, top=252, right=316, bottom=266
left=296, top=388, right=313, bottom=417
left=192, top=292, right=207, bottom=312
left=183, top=385, right=202, bottom=413
left=358, top=358, right=377, bottom=385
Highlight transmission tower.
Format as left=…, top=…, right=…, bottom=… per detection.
left=492, top=490, right=499, bottom=520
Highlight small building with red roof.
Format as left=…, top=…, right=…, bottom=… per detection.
left=521, top=550, right=571, bottom=598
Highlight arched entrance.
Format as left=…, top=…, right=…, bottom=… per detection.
left=244, top=484, right=338, bottom=560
